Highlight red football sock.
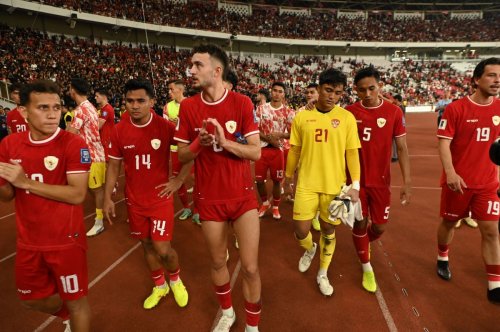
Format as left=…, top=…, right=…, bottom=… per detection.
left=260, top=196, right=268, bottom=205
left=214, top=282, right=232, bottom=310
left=486, top=264, right=500, bottom=289
left=352, top=227, right=370, bottom=263
left=437, top=244, right=449, bottom=259
left=272, top=198, right=281, bottom=207
left=245, top=300, right=262, bottom=327
left=168, top=267, right=180, bottom=282
left=151, top=268, right=166, bottom=287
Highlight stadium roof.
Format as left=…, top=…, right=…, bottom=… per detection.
left=251, top=0, right=500, bottom=12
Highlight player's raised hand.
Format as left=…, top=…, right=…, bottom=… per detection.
left=0, top=160, right=29, bottom=189
left=103, top=197, right=116, bottom=225
left=199, top=119, right=215, bottom=146
left=206, top=118, right=227, bottom=148
left=156, top=177, right=183, bottom=198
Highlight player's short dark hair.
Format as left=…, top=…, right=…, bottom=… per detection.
left=393, top=94, right=403, bottom=102
left=124, top=78, right=155, bottom=98
left=95, top=87, right=110, bottom=98
left=70, top=77, right=90, bottom=96
left=193, top=44, right=229, bottom=81
left=258, top=88, right=270, bottom=101
left=271, top=82, right=286, bottom=91
left=20, top=80, right=60, bottom=106
left=306, top=83, right=318, bottom=89
left=354, top=66, right=381, bottom=85
left=319, top=68, right=347, bottom=88
left=472, top=57, right=500, bottom=87
left=224, top=68, right=238, bottom=90
left=168, top=79, right=185, bottom=87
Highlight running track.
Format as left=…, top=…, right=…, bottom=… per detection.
left=0, top=112, right=498, bottom=331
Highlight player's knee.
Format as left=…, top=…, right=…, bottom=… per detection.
left=372, top=223, right=386, bottom=235
left=240, top=262, right=259, bottom=280
left=65, top=297, right=89, bottom=315
left=154, top=242, right=174, bottom=259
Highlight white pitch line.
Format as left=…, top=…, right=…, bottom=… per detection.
left=0, top=212, right=15, bottom=221
left=0, top=252, right=16, bottom=263
left=375, top=287, right=398, bottom=332
left=33, top=204, right=187, bottom=332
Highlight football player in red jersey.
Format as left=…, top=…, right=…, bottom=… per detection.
left=103, top=79, right=191, bottom=309
left=175, top=44, right=262, bottom=332
left=436, top=58, right=500, bottom=303
left=6, top=83, right=28, bottom=134
left=346, top=67, right=411, bottom=293
left=255, top=82, right=295, bottom=220
left=94, top=88, right=115, bottom=160
left=0, top=80, right=91, bottom=331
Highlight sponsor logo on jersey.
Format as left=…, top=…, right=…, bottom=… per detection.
left=11, top=159, right=22, bottom=163
left=466, top=119, right=478, bottom=123
left=331, top=119, right=340, bottom=128
left=44, top=156, right=59, bottom=171
left=356, top=120, right=362, bottom=123
left=225, top=120, right=237, bottom=134
left=493, top=115, right=500, bottom=126
left=124, top=145, right=135, bottom=149
left=151, top=139, right=161, bottom=150
left=377, top=118, right=387, bottom=128
left=438, top=119, right=447, bottom=130
left=80, top=148, right=91, bottom=164
left=17, top=288, right=32, bottom=294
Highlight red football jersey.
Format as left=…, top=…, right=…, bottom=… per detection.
left=346, top=100, right=406, bottom=187
left=99, top=103, right=115, bottom=150
left=174, top=90, right=259, bottom=204
left=109, top=113, right=175, bottom=210
left=6, top=107, right=28, bottom=133
left=0, top=128, right=90, bottom=251
left=437, top=96, right=500, bottom=188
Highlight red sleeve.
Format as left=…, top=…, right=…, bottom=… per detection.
left=174, top=100, right=192, bottom=143
left=393, top=107, right=406, bottom=138
left=6, top=112, right=13, bottom=133
left=437, top=103, right=455, bottom=139
left=66, top=135, right=92, bottom=174
left=241, top=96, right=259, bottom=138
left=108, top=126, right=122, bottom=159
left=0, top=138, right=10, bottom=186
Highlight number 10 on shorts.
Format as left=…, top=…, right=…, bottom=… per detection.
left=60, top=274, right=79, bottom=294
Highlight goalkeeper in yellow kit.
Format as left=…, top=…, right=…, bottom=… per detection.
left=286, top=68, right=361, bottom=296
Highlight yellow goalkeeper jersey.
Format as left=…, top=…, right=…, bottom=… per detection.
left=290, top=105, right=360, bottom=194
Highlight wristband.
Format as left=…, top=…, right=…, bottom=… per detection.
left=189, top=137, right=203, bottom=155
left=352, top=181, right=360, bottom=191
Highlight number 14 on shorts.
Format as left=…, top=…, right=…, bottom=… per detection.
left=153, top=219, right=167, bottom=236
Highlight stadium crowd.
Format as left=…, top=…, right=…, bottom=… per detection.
left=36, top=0, right=499, bottom=42
left=1, top=26, right=474, bottom=111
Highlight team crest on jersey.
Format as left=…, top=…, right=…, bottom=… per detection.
left=151, top=139, right=161, bottom=150
left=102, top=111, right=108, bottom=117
left=331, top=119, right=340, bottom=128
left=438, top=119, right=447, bottom=130
left=44, top=156, right=59, bottom=171
left=377, top=118, right=387, bottom=128
left=225, top=120, right=237, bottom=134
left=492, top=116, right=500, bottom=126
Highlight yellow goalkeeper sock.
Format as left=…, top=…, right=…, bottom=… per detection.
left=297, top=231, right=314, bottom=251
left=319, top=232, right=336, bottom=271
